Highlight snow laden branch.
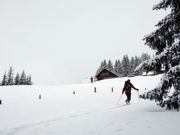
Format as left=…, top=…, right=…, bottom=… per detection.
left=134, top=41, right=180, bottom=74
left=135, top=41, right=180, bottom=110
left=153, top=0, right=180, bottom=11
left=134, top=58, right=159, bottom=75
left=140, top=65, right=180, bottom=110
left=152, top=0, right=170, bottom=10
left=143, top=11, right=180, bottom=53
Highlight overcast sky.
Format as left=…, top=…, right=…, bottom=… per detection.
left=0, top=0, right=167, bottom=85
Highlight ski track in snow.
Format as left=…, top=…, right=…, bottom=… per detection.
left=0, top=103, right=131, bottom=135
left=0, top=101, right=143, bottom=135
left=1, top=102, right=179, bottom=135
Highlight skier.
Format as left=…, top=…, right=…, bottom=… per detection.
left=122, top=79, right=139, bottom=104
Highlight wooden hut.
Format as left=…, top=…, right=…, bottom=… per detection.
left=95, top=66, right=119, bottom=81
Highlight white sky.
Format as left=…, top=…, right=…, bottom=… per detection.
left=0, top=0, right=167, bottom=85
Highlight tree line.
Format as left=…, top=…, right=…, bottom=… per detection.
left=1, top=66, right=33, bottom=86
left=97, top=53, right=151, bottom=77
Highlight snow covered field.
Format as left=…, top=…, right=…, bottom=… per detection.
left=0, top=74, right=180, bottom=135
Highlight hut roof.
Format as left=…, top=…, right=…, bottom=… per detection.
left=95, top=65, right=119, bottom=77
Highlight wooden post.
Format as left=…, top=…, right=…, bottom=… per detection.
left=111, top=87, right=113, bottom=93
left=94, top=87, right=97, bottom=93
left=39, top=94, right=41, bottom=99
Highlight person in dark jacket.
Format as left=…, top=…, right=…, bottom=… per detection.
left=122, top=79, right=139, bottom=104
left=90, top=76, right=93, bottom=83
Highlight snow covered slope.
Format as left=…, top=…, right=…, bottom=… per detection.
left=0, top=74, right=179, bottom=135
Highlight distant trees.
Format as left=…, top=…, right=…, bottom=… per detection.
left=0, top=67, right=33, bottom=86
left=97, top=53, right=151, bottom=77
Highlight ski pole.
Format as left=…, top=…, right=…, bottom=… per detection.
left=117, top=94, right=123, bottom=103
left=137, top=91, right=140, bottom=102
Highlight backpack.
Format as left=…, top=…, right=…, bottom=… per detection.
left=123, top=81, right=130, bottom=90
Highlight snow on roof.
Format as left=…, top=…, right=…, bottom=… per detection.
left=95, top=65, right=119, bottom=77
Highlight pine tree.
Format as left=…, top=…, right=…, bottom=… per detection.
left=137, top=0, right=180, bottom=110
left=7, top=66, right=14, bottom=85
left=114, top=60, right=123, bottom=75
left=130, top=57, right=135, bottom=74
left=114, top=60, right=119, bottom=73
left=121, top=55, right=130, bottom=76
left=100, top=60, right=107, bottom=67
left=107, top=60, right=113, bottom=71
left=134, top=56, right=142, bottom=68
left=117, top=60, right=123, bottom=76
left=1, top=72, right=7, bottom=86
left=134, top=56, right=144, bottom=75
left=19, top=71, right=26, bottom=85
left=26, top=75, right=32, bottom=85
left=141, top=53, right=151, bottom=62
left=14, top=73, right=20, bottom=85
left=118, top=60, right=122, bottom=73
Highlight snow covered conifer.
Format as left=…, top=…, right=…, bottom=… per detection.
left=19, top=70, right=26, bottom=85
left=117, top=60, right=123, bottom=75
left=107, top=60, right=113, bottom=71
left=26, top=75, right=33, bottom=85
left=14, top=73, right=20, bottom=85
left=114, top=60, right=119, bottom=73
left=136, top=0, right=180, bottom=110
left=141, top=53, right=151, bottom=62
left=100, top=60, right=107, bottom=67
left=133, top=56, right=142, bottom=75
left=7, top=66, right=14, bottom=85
left=121, top=55, right=130, bottom=76
left=114, top=60, right=121, bottom=74
left=1, top=72, right=7, bottom=86
left=130, top=57, right=135, bottom=74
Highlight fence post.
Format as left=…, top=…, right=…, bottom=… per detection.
left=111, top=87, right=114, bottom=93
left=39, top=94, right=41, bottom=99
left=94, top=87, right=97, bottom=93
